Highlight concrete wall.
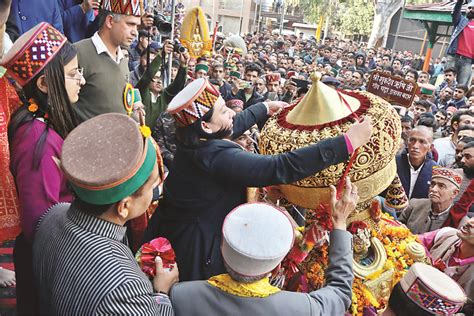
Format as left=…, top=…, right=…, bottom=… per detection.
left=181, top=0, right=256, bottom=35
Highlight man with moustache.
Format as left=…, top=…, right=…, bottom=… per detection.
left=398, top=167, right=468, bottom=234
left=396, top=126, right=438, bottom=199
left=418, top=217, right=474, bottom=314
left=73, top=0, right=145, bottom=122
left=458, top=141, right=474, bottom=217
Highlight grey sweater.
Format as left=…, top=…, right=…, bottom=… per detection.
left=170, top=230, right=353, bottom=316
left=73, top=39, right=129, bottom=122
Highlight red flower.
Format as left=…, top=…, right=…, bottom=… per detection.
left=313, top=204, right=333, bottom=231
left=347, top=221, right=368, bottom=235
left=136, top=237, right=176, bottom=278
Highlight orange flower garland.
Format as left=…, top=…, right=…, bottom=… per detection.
left=298, top=209, right=420, bottom=315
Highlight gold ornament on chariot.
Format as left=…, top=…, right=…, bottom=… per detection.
left=179, top=7, right=212, bottom=58
left=259, top=75, right=402, bottom=209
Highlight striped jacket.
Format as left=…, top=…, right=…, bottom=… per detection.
left=33, top=202, right=174, bottom=315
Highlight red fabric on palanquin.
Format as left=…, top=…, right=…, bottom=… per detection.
left=0, top=76, right=21, bottom=242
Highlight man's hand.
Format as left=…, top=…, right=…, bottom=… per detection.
left=345, top=116, right=373, bottom=150
left=152, top=257, right=179, bottom=295
left=330, top=177, right=359, bottom=230
left=141, top=13, right=154, bottom=29
left=81, top=0, right=100, bottom=13
left=163, top=40, right=174, bottom=56
left=266, top=101, right=287, bottom=115
left=179, top=50, right=190, bottom=67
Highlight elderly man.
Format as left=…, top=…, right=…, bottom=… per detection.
left=170, top=178, right=358, bottom=316
left=418, top=218, right=474, bottom=314
left=396, top=126, right=438, bottom=199
left=399, top=167, right=467, bottom=234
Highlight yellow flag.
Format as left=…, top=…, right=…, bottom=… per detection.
left=316, top=16, right=323, bottom=41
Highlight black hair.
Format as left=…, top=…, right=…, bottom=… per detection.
left=392, top=58, right=402, bottom=65
left=245, top=62, right=262, bottom=75
left=387, top=283, right=434, bottom=316
left=139, top=47, right=159, bottom=57
left=406, top=68, right=419, bottom=81
left=451, top=109, right=474, bottom=127
left=459, top=125, right=474, bottom=132
left=353, top=70, right=364, bottom=78
left=175, top=107, right=233, bottom=148
left=171, top=59, right=180, bottom=68
left=455, top=84, right=468, bottom=93
left=436, top=109, right=448, bottom=118
left=9, top=42, right=79, bottom=170
left=417, top=113, right=438, bottom=132
left=138, top=29, right=148, bottom=39
left=415, top=100, right=432, bottom=111
left=393, top=70, right=405, bottom=77
left=464, top=140, right=474, bottom=149
left=444, top=67, right=457, bottom=75
left=401, top=115, right=414, bottom=124
left=97, top=10, right=122, bottom=29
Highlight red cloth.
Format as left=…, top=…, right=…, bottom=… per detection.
left=456, top=20, right=474, bottom=59
left=443, top=179, right=474, bottom=228
left=0, top=77, right=21, bottom=242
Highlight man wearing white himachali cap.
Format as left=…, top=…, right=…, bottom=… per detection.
left=169, top=177, right=359, bottom=316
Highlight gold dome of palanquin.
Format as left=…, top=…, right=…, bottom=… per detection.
left=259, top=74, right=401, bottom=209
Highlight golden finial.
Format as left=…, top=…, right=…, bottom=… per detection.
left=310, top=72, right=322, bottom=83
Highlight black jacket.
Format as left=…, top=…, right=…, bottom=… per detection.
left=144, top=103, right=350, bottom=281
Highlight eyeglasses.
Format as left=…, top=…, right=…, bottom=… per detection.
left=65, top=67, right=84, bottom=81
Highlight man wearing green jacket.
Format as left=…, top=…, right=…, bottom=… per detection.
left=136, top=47, right=190, bottom=128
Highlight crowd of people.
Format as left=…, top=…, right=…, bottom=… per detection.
left=0, top=0, right=473, bottom=315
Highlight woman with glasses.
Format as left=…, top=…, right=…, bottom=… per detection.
left=2, top=23, right=85, bottom=315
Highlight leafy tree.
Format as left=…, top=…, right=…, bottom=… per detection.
left=339, top=0, right=374, bottom=36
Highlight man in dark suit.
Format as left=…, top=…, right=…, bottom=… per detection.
left=144, top=78, right=373, bottom=282
left=396, top=126, right=438, bottom=199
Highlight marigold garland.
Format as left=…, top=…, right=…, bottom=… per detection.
left=139, top=125, right=152, bottom=138
left=298, top=211, right=420, bottom=315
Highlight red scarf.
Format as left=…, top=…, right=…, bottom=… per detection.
left=443, top=179, right=474, bottom=229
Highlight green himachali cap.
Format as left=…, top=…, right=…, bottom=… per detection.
left=60, top=113, right=157, bottom=205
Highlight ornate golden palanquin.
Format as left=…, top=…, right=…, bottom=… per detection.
left=260, top=74, right=427, bottom=314
left=260, top=74, right=401, bottom=209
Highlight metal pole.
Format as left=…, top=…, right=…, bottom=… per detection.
left=239, top=0, right=245, bottom=35
left=279, top=1, right=284, bottom=34
left=322, top=16, right=328, bottom=44
left=166, top=0, right=176, bottom=86
left=392, top=0, right=406, bottom=50
left=253, top=1, right=258, bottom=33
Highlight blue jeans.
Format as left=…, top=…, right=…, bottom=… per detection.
left=447, top=54, right=473, bottom=86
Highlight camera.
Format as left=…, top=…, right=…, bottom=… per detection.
left=173, top=39, right=186, bottom=53
left=153, top=12, right=172, bottom=34
left=242, top=81, right=253, bottom=89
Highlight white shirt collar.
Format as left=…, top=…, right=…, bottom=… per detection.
left=408, top=154, right=425, bottom=172
left=91, top=32, right=124, bottom=64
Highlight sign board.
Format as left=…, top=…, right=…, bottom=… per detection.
left=367, top=71, right=418, bottom=107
